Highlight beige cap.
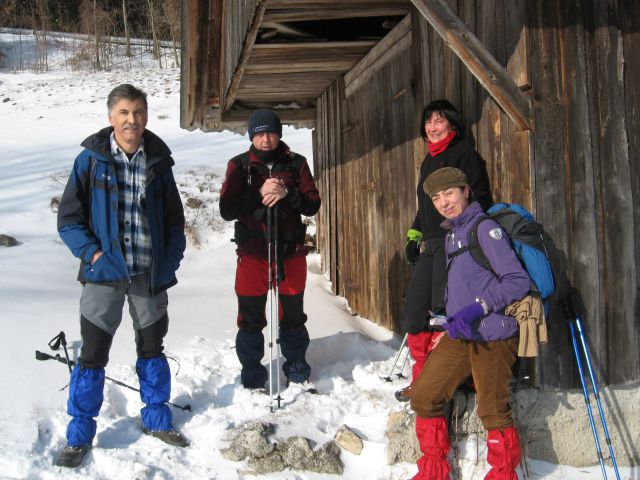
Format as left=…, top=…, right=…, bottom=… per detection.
left=423, top=167, right=468, bottom=196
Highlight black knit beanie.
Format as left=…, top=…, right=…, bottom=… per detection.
left=247, top=109, right=282, bottom=140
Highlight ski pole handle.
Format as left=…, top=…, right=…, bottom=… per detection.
left=35, top=350, right=76, bottom=368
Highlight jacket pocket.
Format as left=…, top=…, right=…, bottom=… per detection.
left=82, top=250, right=128, bottom=283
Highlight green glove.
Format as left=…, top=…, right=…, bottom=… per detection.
left=406, top=228, right=423, bottom=243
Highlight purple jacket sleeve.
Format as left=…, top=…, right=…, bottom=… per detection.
left=476, top=220, right=530, bottom=312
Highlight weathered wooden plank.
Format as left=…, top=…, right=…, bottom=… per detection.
left=314, top=79, right=344, bottom=294
left=384, top=53, right=417, bottom=330
left=330, top=80, right=343, bottom=295
left=442, top=0, right=460, bottom=105
left=234, top=91, right=324, bottom=101
left=222, top=0, right=260, bottom=98
left=180, top=0, right=215, bottom=130
left=263, top=7, right=409, bottom=22
left=554, top=0, right=601, bottom=387
left=472, top=0, right=500, bottom=203
left=459, top=0, right=478, bottom=142
left=527, top=0, right=576, bottom=387
left=223, top=0, right=267, bottom=111
left=500, top=0, right=531, bottom=207
left=504, top=0, right=530, bottom=90
left=238, top=71, right=343, bottom=89
left=207, top=0, right=224, bottom=104
left=267, top=0, right=408, bottom=7
left=428, top=8, right=446, bottom=99
left=221, top=107, right=315, bottom=124
left=410, top=0, right=533, bottom=131
left=245, top=41, right=377, bottom=74
left=589, top=0, right=637, bottom=385
left=620, top=0, right=640, bottom=370
left=314, top=90, right=330, bottom=279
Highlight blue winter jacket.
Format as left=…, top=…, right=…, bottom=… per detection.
left=445, top=201, right=530, bottom=341
left=57, top=127, right=185, bottom=294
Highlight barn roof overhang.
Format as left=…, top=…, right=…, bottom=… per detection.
left=181, top=0, right=411, bottom=133
left=180, top=0, right=532, bottom=134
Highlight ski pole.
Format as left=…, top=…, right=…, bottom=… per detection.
left=266, top=206, right=279, bottom=411
left=35, top=350, right=192, bottom=412
left=562, top=297, right=608, bottom=479
left=566, top=294, right=621, bottom=480
left=397, top=343, right=410, bottom=379
left=273, top=203, right=282, bottom=409
left=383, top=333, right=409, bottom=382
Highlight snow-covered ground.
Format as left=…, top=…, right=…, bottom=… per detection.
left=0, top=30, right=632, bottom=479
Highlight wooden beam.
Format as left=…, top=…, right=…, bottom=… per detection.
left=410, top=0, right=533, bottom=131
left=263, top=7, right=409, bottom=22
left=180, top=0, right=213, bottom=130
left=344, top=14, right=411, bottom=97
left=221, top=108, right=316, bottom=124
left=222, top=0, right=268, bottom=112
left=237, top=71, right=342, bottom=97
left=266, top=0, right=408, bottom=7
left=245, top=41, right=377, bottom=74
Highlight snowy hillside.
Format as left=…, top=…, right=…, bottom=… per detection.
left=0, top=30, right=628, bottom=479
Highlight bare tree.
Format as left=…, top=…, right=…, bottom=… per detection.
left=32, top=0, right=50, bottom=72
left=122, top=0, right=132, bottom=57
left=146, top=0, right=161, bottom=67
left=79, top=0, right=110, bottom=70
left=161, top=0, right=181, bottom=67
left=93, top=0, right=101, bottom=69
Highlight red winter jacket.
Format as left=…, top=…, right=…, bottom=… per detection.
left=219, top=141, right=320, bottom=259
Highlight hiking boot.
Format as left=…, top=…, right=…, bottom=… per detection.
left=285, top=378, right=318, bottom=394
left=53, top=444, right=91, bottom=468
left=143, top=428, right=189, bottom=447
left=395, top=385, right=411, bottom=402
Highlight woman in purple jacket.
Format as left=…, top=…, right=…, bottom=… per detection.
left=409, top=167, right=530, bottom=480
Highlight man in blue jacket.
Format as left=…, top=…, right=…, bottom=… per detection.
left=54, top=84, right=187, bottom=468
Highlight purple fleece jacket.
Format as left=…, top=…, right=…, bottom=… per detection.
left=445, top=201, right=530, bottom=341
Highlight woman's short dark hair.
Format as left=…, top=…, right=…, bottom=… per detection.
left=107, top=83, right=148, bottom=113
left=420, top=99, right=466, bottom=141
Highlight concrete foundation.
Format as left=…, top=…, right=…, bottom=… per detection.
left=386, top=383, right=640, bottom=468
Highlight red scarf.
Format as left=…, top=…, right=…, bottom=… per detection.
left=427, top=130, right=456, bottom=157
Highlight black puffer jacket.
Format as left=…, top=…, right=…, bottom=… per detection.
left=411, top=135, right=493, bottom=239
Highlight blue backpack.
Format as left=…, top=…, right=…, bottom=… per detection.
left=465, top=203, right=555, bottom=309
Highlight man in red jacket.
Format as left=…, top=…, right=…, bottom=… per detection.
left=219, top=109, right=320, bottom=390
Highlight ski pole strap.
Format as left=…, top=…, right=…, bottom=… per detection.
left=48, top=331, right=66, bottom=351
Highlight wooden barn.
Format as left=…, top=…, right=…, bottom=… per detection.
left=180, top=0, right=640, bottom=389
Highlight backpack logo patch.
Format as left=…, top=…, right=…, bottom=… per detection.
left=489, top=228, right=503, bottom=240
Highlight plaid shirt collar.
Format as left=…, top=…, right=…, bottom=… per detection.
left=110, top=133, right=145, bottom=161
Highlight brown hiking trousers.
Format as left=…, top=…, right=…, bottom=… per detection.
left=410, top=334, right=518, bottom=431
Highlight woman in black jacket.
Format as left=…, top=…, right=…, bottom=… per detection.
left=399, top=99, right=493, bottom=400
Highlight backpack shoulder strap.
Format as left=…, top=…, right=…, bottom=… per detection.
left=238, top=152, right=250, bottom=176
left=447, top=215, right=496, bottom=276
